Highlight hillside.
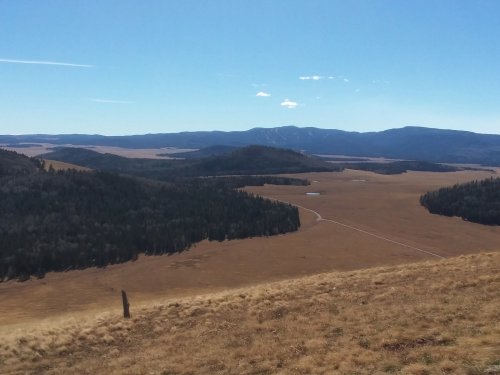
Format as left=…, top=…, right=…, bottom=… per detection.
left=40, top=145, right=338, bottom=179
left=2, top=252, right=498, bottom=374
left=5, top=125, right=500, bottom=165
left=0, top=148, right=44, bottom=176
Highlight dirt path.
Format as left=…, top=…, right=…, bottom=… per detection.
left=262, top=190, right=447, bottom=260
left=279, top=199, right=445, bottom=259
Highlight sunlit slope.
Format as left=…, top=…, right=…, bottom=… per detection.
left=2, top=252, right=498, bottom=375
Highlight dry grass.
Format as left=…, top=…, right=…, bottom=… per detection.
left=43, top=159, right=91, bottom=172
left=1, top=252, right=498, bottom=375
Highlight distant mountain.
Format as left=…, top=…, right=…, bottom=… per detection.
left=40, top=145, right=338, bottom=179
left=4, top=126, right=500, bottom=166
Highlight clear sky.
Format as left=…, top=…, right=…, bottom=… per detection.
left=1, top=0, right=500, bottom=135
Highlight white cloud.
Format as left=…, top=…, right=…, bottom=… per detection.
left=256, top=91, right=271, bottom=97
left=0, top=58, right=94, bottom=68
left=280, top=99, right=298, bottom=109
left=299, top=75, right=324, bottom=80
left=90, top=98, right=133, bottom=104
left=344, top=78, right=350, bottom=83
left=328, top=76, right=335, bottom=80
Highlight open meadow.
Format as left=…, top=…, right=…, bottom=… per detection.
left=0, top=169, right=498, bottom=329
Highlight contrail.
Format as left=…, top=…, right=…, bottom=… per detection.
left=0, top=58, right=94, bottom=68
left=90, top=98, right=133, bottom=104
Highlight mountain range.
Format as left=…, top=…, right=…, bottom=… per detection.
left=3, top=126, right=500, bottom=166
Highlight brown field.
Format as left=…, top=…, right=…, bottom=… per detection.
left=43, top=159, right=92, bottom=172
left=0, top=169, right=499, bottom=331
left=1, top=252, right=499, bottom=374
left=1, top=143, right=194, bottom=159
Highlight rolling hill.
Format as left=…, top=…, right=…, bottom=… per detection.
left=39, top=145, right=339, bottom=178
left=4, top=125, right=500, bottom=165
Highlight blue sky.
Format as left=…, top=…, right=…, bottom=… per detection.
left=1, top=1, right=499, bottom=135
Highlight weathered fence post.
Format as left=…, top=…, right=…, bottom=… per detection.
left=121, top=290, right=131, bottom=319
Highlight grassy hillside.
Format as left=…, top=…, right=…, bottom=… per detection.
left=2, top=252, right=498, bottom=374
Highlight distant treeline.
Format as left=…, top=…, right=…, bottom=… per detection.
left=0, top=168, right=302, bottom=281
left=338, top=160, right=461, bottom=175
left=420, top=177, right=500, bottom=225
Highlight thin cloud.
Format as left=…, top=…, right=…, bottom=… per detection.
left=0, top=58, right=94, bottom=68
left=256, top=91, right=271, bottom=97
left=280, top=99, right=298, bottom=109
left=343, top=78, right=350, bottom=83
left=90, top=98, right=133, bottom=104
left=372, top=79, right=391, bottom=85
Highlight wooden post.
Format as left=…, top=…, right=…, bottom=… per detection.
left=121, top=290, right=131, bottom=319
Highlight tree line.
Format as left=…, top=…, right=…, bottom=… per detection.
left=420, top=177, right=500, bottom=225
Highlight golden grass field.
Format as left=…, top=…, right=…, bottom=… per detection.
left=1, top=252, right=498, bottom=374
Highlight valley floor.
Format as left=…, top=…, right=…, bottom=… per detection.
left=1, top=169, right=499, bottom=326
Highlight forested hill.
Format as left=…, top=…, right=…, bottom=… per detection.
left=40, top=145, right=339, bottom=179
left=192, top=145, right=337, bottom=175
left=420, top=178, right=500, bottom=225
left=5, top=126, right=500, bottom=165
left=0, top=149, right=44, bottom=176
left=0, top=150, right=303, bottom=281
